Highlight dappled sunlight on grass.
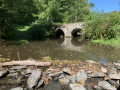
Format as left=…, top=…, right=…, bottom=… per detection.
left=17, top=26, right=31, bottom=31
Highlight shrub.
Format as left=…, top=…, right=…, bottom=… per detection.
left=85, top=11, right=120, bottom=40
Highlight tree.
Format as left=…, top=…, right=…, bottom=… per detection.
left=0, top=0, right=38, bottom=39
left=35, top=0, right=94, bottom=23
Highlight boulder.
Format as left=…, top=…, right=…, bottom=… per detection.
left=27, top=69, right=41, bottom=88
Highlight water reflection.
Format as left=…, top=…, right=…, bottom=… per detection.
left=59, top=38, right=84, bottom=52
left=0, top=38, right=119, bottom=62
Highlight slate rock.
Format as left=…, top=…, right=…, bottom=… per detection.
left=107, top=68, right=117, bottom=75
left=59, top=75, right=70, bottom=84
left=11, top=73, right=18, bottom=77
left=107, top=79, right=120, bottom=88
left=101, top=67, right=107, bottom=73
left=85, top=60, right=96, bottom=63
left=86, top=70, right=93, bottom=74
left=69, top=84, right=86, bottom=90
left=11, top=66, right=27, bottom=70
left=27, top=69, right=41, bottom=88
left=10, top=87, right=23, bottom=90
left=58, top=74, right=64, bottom=79
left=49, top=71, right=63, bottom=77
left=98, top=81, right=117, bottom=90
left=94, top=86, right=102, bottom=90
left=109, top=74, right=120, bottom=80
left=88, top=72, right=105, bottom=78
left=9, top=70, right=16, bottom=73
left=0, top=70, right=8, bottom=78
left=36, top=79, right=44, bottom=88
left=76, top=70, right=87, bottom=82
left=26, top=68, right=33, bottom=74
left=70, top=74, right=76, bottom=84
left=63, top=67, right=71, bottom=75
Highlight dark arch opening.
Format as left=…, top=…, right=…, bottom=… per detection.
left=71, top=28, right=82, bottom=37
left=56, top=29, right=64, bottom=39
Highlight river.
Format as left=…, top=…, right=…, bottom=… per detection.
left=0, top=38, right=119, bottom=62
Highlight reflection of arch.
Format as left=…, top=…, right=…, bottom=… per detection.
left=71, top=38, right=86, bottom=46
left=56, top=29, right=64, bottom=38
left=56, top=38, right=64, bottom=45
left=60, top=38, right=84, bottom=52
left=71, top=28, right=82, bottom=37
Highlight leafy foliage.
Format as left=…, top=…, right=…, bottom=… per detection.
left=0, top=0, right=38, bottom=39
left=0, top=0, right=94, bottom=40
left=85, top=11, right=120, bottom=39
left=34, top=0, right=93, bottom=23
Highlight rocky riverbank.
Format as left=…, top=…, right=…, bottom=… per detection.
left=0, top=59, right=120, bottom=90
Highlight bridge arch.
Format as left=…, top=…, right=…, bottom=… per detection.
left=56, top=22, right=85, bottom=37
left=71, top=28, right=82, bottom=37
left=56, top=29, right=64, bottom=38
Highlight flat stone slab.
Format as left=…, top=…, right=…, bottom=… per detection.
left=63, top=68, right=71, bottom=75
left=59, top=75, right=70, bottom=85
left=109, top=74, right=120, bottom=80
left=98, top=81, right=117, bottom=90
left=88, top=72, right=105, bottom=78
left=49, top=71, right=63, bottom=77
left=0, top=70, right=8, bottom=78
left=69, top=84, right=86, bottom=90
left=76, top=70, right=87, bottom=82
left=70, top=74, right=76, bottom=84
left=36, top=79, right=44, bottom=88
left=27, top=69, right=41, bottom=88
left=11, top=66, right=27, bottom=70
left=10, top=87, right=23, bottom=90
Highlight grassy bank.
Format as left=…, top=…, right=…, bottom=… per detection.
left=92, top=37, right=120, bottom=48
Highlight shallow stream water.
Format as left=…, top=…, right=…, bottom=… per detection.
left=0, top=38, right=119, bottom=62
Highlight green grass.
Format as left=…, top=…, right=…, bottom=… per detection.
left=92, top=37, right=120, bottom=48
left=17, top=26, right=31, bottom=31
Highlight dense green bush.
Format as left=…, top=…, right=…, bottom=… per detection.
left=85, top=11, right=120, bottom=39
left=27, top=23, right=56, bottom=40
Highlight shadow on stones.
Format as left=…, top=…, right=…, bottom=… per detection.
left=41, top=80, right=72, bottom=90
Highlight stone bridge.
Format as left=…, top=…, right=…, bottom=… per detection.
left=56, top=22, right=85, bottom=38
